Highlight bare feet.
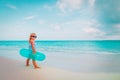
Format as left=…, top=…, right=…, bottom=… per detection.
left=34, top=66, right=40, bottom=69
left=26, top=64, right=30, bottom=67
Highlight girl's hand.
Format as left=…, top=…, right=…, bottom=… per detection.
left=33, top=50, right=36, bottom=54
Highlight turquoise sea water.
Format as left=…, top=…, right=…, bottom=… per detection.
left=0, top=40, right=120, bottom=72
left=0, top=40, right=120, bottom=54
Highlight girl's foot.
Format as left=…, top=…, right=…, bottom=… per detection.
left=34, top=66, right=40, bottom=69
left=26, top=64, right=30, bottom=66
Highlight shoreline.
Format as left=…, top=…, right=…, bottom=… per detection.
left=0, top=40, right=120, bottom=42
left=1, top=56, right=120, bottom=80
left=1, top=52, right=120, bottom=73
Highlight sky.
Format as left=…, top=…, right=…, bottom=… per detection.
left=0, top=0, right=120, bottom=40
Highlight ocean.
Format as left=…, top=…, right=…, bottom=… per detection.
left=0, top=40, right=120, bottom=72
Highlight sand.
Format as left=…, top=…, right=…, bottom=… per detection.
left=0, top=57, right=120, bottom=80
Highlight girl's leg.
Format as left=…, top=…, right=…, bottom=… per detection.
left=26, top=59, right=30, bottom=66
left=32, top=60, right=40, bottom=69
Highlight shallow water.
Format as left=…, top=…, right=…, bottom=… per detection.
left=0, top=40, right=120, bottom=72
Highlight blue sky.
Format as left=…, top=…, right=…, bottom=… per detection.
left=0, top=0, right=120, bottom=40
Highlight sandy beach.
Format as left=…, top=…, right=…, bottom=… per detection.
left=0, top=0, right=120, bottom=79
left=1, top=57, right=120, bottom=80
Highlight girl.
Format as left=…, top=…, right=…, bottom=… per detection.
left=26, top=33, right=40, bottom=69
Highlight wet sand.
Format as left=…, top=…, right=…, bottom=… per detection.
left=1, top=57, right=120, bottom=80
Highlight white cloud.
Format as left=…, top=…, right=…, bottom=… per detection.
left=50, top=23, right=61, bottom=31
left=82, top=27, right=97, bottom=33
left=105, top=35, right=120, bottom=40
left=56, top=0, right=96, bottom=13
left=15, top=21, right=27, bottom=26
left=57, top=12, right=66, bottom=16
left=82, top=27, right=104, bottom=36
left=89, top=0, right=96, bottom=7
left=115, top=24, right=120, bottom=31
left=56, top=1, right=66, bottom=13
left=64, top=19, right=98, bottom=28
left=117, top=7, right=120, bottom=11
left=38, top=20, right=45, bottom=25
left=43, top=5, right=53, bottom=10
left=6, top=4, right=17, bottom=10
left=61, top=19, right=105, bottom=38
left=24, top=16, right=35, bottom=20
left=15, top=16, right=35, bottom=26
left=56, top=0, right=83, bottom=13
left=54, top=25, right=61, bottom=31
left=112, top=24, right=120, bottom=37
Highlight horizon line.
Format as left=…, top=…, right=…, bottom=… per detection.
left=0, top=39, right=120, bottom=41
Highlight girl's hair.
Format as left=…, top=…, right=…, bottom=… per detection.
left=29, top=33, right=36, bottom=43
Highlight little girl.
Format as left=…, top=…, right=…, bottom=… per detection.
left=26, top=33, right=40, bottom=69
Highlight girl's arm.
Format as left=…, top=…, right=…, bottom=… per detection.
left=30, top=40, right=36, bottom=53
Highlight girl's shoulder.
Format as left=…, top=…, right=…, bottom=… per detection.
left=29, top=40, right=34, bottom=44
